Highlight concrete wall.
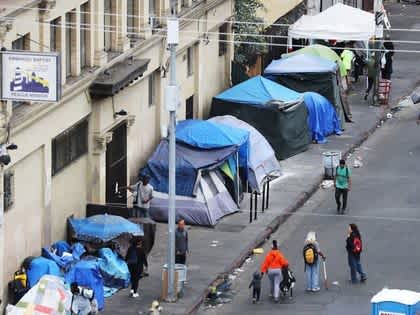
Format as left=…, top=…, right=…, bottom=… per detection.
left=259, top=0, right=304, bottom=25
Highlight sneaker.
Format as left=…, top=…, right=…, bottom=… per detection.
left=312, top=287, right=320, bottom=292
left=361, top=276, right=367, bottom=282
left=252, top=298, right=256, bottom=304
left=306, top=288, right=312, bottom=292
left=364, top=93, right=368, bottom=100
left=132, top=293, right=139, bottom=298
left=130, top=289, right=134, bottom=294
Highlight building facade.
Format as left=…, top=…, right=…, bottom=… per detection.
left=0, top=0, right=233, bottom=306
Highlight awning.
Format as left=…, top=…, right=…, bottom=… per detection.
left=89, top=58, right=150, bottom=98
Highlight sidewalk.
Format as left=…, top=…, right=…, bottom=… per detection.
left=102, top=80, right=389, bottom=315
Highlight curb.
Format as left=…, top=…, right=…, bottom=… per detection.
left=186, top=106, right=389, bottom=315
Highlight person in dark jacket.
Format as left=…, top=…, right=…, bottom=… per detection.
left=175, top=220, right=189, bottom=265
left=346, top=223, right=367, bottom=283
left=248, top=271, right=262, bottom=303
left=382, top=35, right=394, bottom=80
left=126, top=239, right=148, bottom=298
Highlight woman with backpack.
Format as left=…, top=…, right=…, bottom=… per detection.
left=346, top=224, right=367, bottom=283
left=303, top=232, right=325, bottom=292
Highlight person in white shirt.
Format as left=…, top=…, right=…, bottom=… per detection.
left=124, top=175, right=154, bottom=218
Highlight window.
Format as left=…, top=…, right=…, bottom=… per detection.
left=187, top=46, right=193, bottom=77
left=12, top=33, right=30, bottom=50
left=80, top=2, right=90, bottom=68
left=181, top=0, right=188, bottom=8
left=52, top=119, right=88, bottom=175
left=148, top=71, right=156, bottom=107
left=50, top=17, right=61, bottom=52
left=104, top=0, right=113, bottom=51
left=4, top=170, right=14, bottom=211
left=186, top=95, right=194, bottom=119
left=127, top=0, right=136, bottom=36
left=65, top=11, right=75, bottom=77
left=219, top=23, right=227, bottom=56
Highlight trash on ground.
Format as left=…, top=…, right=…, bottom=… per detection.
left=353, top=156, right=363, bottom=168
left=386, top=113, right=392, bottom=119
left=253, top=248, right=264, bottom=255
left=321, top=180, right=334, bottom=189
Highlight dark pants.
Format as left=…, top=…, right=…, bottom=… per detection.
left=335, top=188, right=348, bottom=211
left=132, top=206, right=148, bottom=218
left=366, top=77, right=374, bottom=95
left=348, top=254, right=366, bottom=282
left=128, top=264, right=140, bottom=293
left=252, top=287, right=261, bottom=301
left=175, top=253, right=186, bottom=265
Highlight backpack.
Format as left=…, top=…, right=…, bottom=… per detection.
left=353, top=237, right=362, bottom=254
left=303, top=243, right=318, bottom=265
left=280, top=268, right=296, bottom=293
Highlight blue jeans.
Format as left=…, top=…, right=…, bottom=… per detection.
left=305, top=261, right=320, bottom=290
left=348, top=254, right=366, bottom=282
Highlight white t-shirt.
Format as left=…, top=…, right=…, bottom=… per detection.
left=131, top=182, right=154, bottom=209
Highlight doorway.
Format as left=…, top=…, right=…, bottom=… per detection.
left=186, top=95, right=194, bottom=119
left=106, top=123, right=127, bottom=205
left=362, top=0, right=373, bottom=11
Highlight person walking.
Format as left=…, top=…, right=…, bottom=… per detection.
left=175, top=219, right=189, bottom=265
left=303, top=231, right=326, bottom=292
left=346, top=223, right=367, bottom=283
left=124, top=175, right=154, bottom=218
left=335, top=159, right=351, bottom=214
left=248, top=271, right=262, bottom=304
left=261, top=240, right=289, bottom=302
left=364, top=53, right=376, bottom=101
left=341, top=43, right=355, bottom=90
left=381, top=34, right=394, bottom=80
left=126, top=239, right=148, bottom=298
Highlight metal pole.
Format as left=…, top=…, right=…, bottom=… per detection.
left=266, top=180, right=270, bottom=209
left=236, top=152, right=240, bottom=207
left=166, top=5, right=179, bottom=302
left=261, top=183, right=265, bottom=213
left=249, top=192, right=253, bottom=223
left=254, top=192, right=257, bottom=220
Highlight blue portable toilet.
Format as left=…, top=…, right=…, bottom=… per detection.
left=371, top=288, right=420, bottom=315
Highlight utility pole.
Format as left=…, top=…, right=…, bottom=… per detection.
left=165, top=0, right=179, bottom=302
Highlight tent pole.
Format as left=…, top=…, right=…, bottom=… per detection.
left=266, top=180, right=270, bottom=209
left=366, top=40, right=369, bottom=90
left=249, top=192, right=253, bottom=223
left=262, top=182, right=266, bottom=213
left=254, top=193, right=258, bottom=220
left=236, top=152, right=240, bottom=208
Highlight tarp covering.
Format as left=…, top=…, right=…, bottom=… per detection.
left=175, top=119, right=250, bottom=169
left=26, top=257, right=61, bottom=288
left=149, top=170, right=238, bottom=226
left=141, top=139, right=237, bottom=196
left=303, top=92, right=342, bottom=143
left=42, top=241, right=86, bottom=270
left=282, top=44, right=346, bottom=77
left=65, top=259, right=105, bottom=310
left=69, top=214, right=144, bottom=243
left=214, top=75, right=301, bottom=105
left=264, top=54, right=338, bottom=74
left=289, top=4, right=376, bottom=42
left=97, top=248, right=130, bottom=291
left=6, top=275, right=71, bottom=315
left=209, top=115, right=281, bottom=193
left=211, top=77, right=311, bottom=160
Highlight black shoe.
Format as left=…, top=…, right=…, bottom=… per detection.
left=364, top=93, right=368, bottom=100
left=361, top=276, right=367, bottom=282
left=342, top=208, right=346, bottom=213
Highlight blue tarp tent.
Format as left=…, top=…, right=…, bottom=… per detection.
left=303, top=92, right=342, bottom=143
left=214, top=75, right=302, bottom=105
left=69, top=214, right=144, bottom=243
left=65, top=259, right=105, bottom=310
left=42, top=241, right=86, bottom=270
left=27, top=256, right=61, bottom=288
left=264, top=54, right=338, bottom=74
left=175, top=119, right=250, bottom=169
left=97, top=248, right=130, bottom=292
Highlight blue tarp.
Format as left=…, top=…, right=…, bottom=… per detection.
left=41, top=241, right=86, bottom=270
left=141, top=139, right=237, bottom=196
left=264, top=54, right=338, bottom=74
left=214, top=75, right=302, bottom=105
left=97, top=248, right=130, bottom=292
left=27, top=256, right=61, bottom=288
left=175, top=119, right=250, bottom=169
left=303, top=92, right=342, bottom=143
left=65, top=259, right=105, bottom=310
left=69, top=215, right=144, bottom=243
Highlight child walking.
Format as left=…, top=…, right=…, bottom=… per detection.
left=249, top=271, right=262, bottom=303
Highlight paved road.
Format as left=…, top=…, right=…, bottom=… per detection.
left=198, top=5, right=420, bottom=314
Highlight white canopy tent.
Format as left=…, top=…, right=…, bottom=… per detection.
left=288, top=3, right=378, bottom=44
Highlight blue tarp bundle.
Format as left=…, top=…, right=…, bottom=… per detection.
left=303, top=92, right=342, bottom=143
left=264, top=54, right=338, bottom=74
left=175, top=119, right=250, bottom=169
left=27, top=256, right=61, bottom=288
left=214, top=75, right=302, bottom=105
left=97, top=248, right=130, bottom=292
left=141, top=139, right=238, bottom=196
left=42, top=241, right=86, bottom=270
left=65, top=259, right=105, bottom=310
left=69, top=214, right=144, bottom=243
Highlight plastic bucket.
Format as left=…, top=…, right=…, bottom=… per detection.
left=322, top=151, right=341, bottom=179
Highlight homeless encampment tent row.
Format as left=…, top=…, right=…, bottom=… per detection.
left=210, top=76, right=312, bottom=160
left=263, top=53, right=350, bottom=126
left=141, top=120, right=251, bottom=226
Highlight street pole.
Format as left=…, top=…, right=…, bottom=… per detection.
left=166, top=1, right=179, bottom=302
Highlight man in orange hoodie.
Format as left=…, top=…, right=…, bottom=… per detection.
left=261, top=240, right=289, bottom=302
